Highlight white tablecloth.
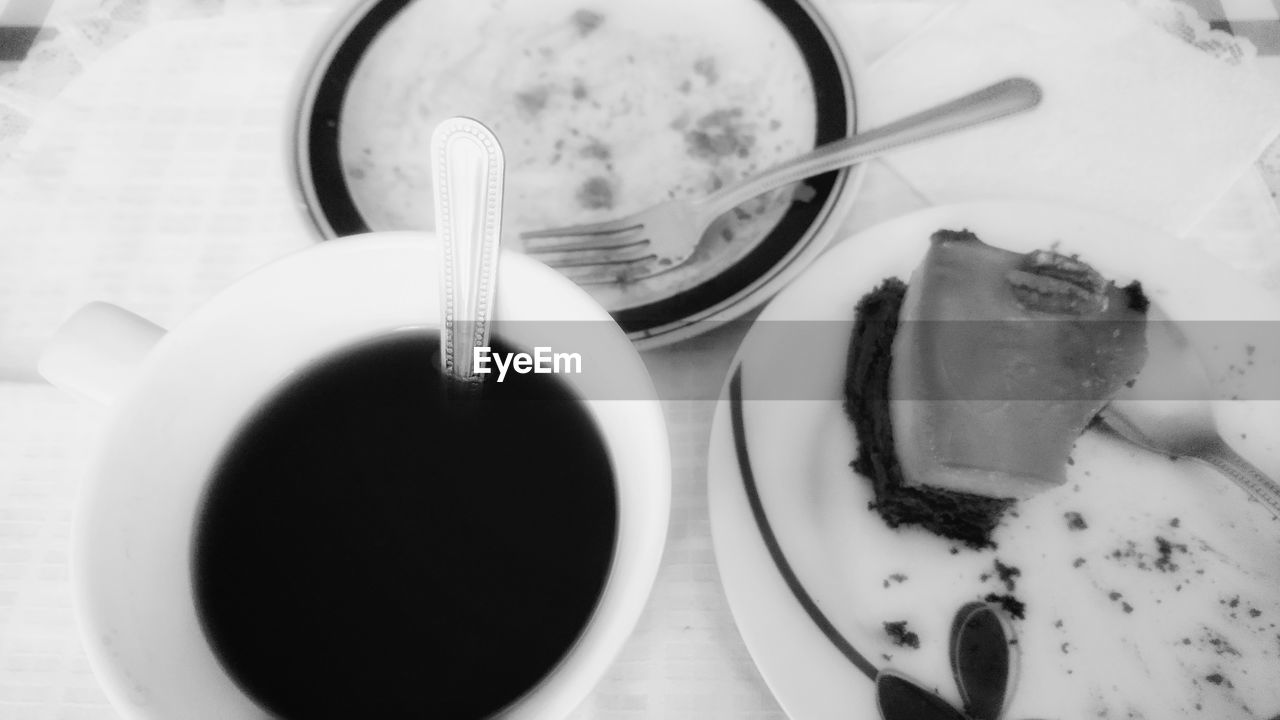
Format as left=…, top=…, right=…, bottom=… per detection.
left=2, top=1, right=1279, bottom=718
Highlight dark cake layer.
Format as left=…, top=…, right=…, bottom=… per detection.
left=843, top=278, right=1013, bottom=550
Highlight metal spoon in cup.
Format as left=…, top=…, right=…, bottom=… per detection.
left=430, top=117, right=505, bottom=389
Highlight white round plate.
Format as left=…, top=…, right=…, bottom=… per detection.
left=292, top=0, right=863, bottom=348
left=708, top=202, right=1280, bottom=719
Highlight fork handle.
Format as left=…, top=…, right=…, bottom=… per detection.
left=694, top=77, right=1042, bottom=222
left=1195, top=439, right=1280, bottom=520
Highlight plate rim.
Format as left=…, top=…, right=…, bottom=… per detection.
left=706, top=200, right=1280, bottom=720
left=287, top=0, right=868, bottom=349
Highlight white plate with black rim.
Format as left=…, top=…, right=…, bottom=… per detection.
left=708, top=202, right=1280, bottom=719
left=291, top=0, right=864, bottom=348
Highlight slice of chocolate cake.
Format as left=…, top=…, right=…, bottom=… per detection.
left=844, top=276, right=1015, bottom=549
left=844, top=229, right=1148, bottom=549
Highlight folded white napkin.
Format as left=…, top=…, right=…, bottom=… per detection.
left=859, top=0, right=1280, bottom=235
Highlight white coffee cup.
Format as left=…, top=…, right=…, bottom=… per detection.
left=39, top=232, right=671, bottom=719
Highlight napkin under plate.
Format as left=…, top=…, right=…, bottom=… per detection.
left=860, top=0, right=1280, bottom=235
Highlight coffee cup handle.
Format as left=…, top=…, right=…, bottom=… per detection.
left=38, top=302, right=166, bottom=405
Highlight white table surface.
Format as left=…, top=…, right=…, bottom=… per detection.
left=1, top=1, right=1279, bottom=719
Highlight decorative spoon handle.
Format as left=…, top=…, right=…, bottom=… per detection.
left=1195, top=438, right=1280, bottom=519
left=431, top=117, right=505, bottom=385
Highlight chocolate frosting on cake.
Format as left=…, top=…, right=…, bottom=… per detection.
left=844, top=229, right=1148, bottom=548
left=844, top=277, right=1013, bottom=549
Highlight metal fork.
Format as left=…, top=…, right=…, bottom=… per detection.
left=521, top=77, right=1042, bottom=284
left=1096, top=303, right=1280, bottom=519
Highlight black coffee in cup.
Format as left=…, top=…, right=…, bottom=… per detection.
left=192, top=331, right=617, bottom=719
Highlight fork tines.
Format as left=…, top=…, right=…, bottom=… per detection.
left=522, top=223, right=655, bottom=270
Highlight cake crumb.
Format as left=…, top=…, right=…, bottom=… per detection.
left=579, top=139, right=612, bottom=161
left=1065, top=511, right=1088, bottom=531
left=692, top=56, right=719, bottom=85
left=1154, top=536, right=1187, bottom=572
left=994, top=559, right=1021, bottom=592
left=883, top=621, right=920, bottom=649
left=684, top=108, right=754, bottom=161
left=791, top=182, right=817, bottom=203
left=1203, top=629, right=1240, bottom=657
left=570, top=9, right=604, bottom=35
left=514, top=86, right=550, bottom=116
left=1205, top=672, right=1233, bottom=688
left=984, top=593, right=1026, bottom=620
left=882, top=573, right=908, bottom=589
left=576, top=176, right=614, bottom=210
